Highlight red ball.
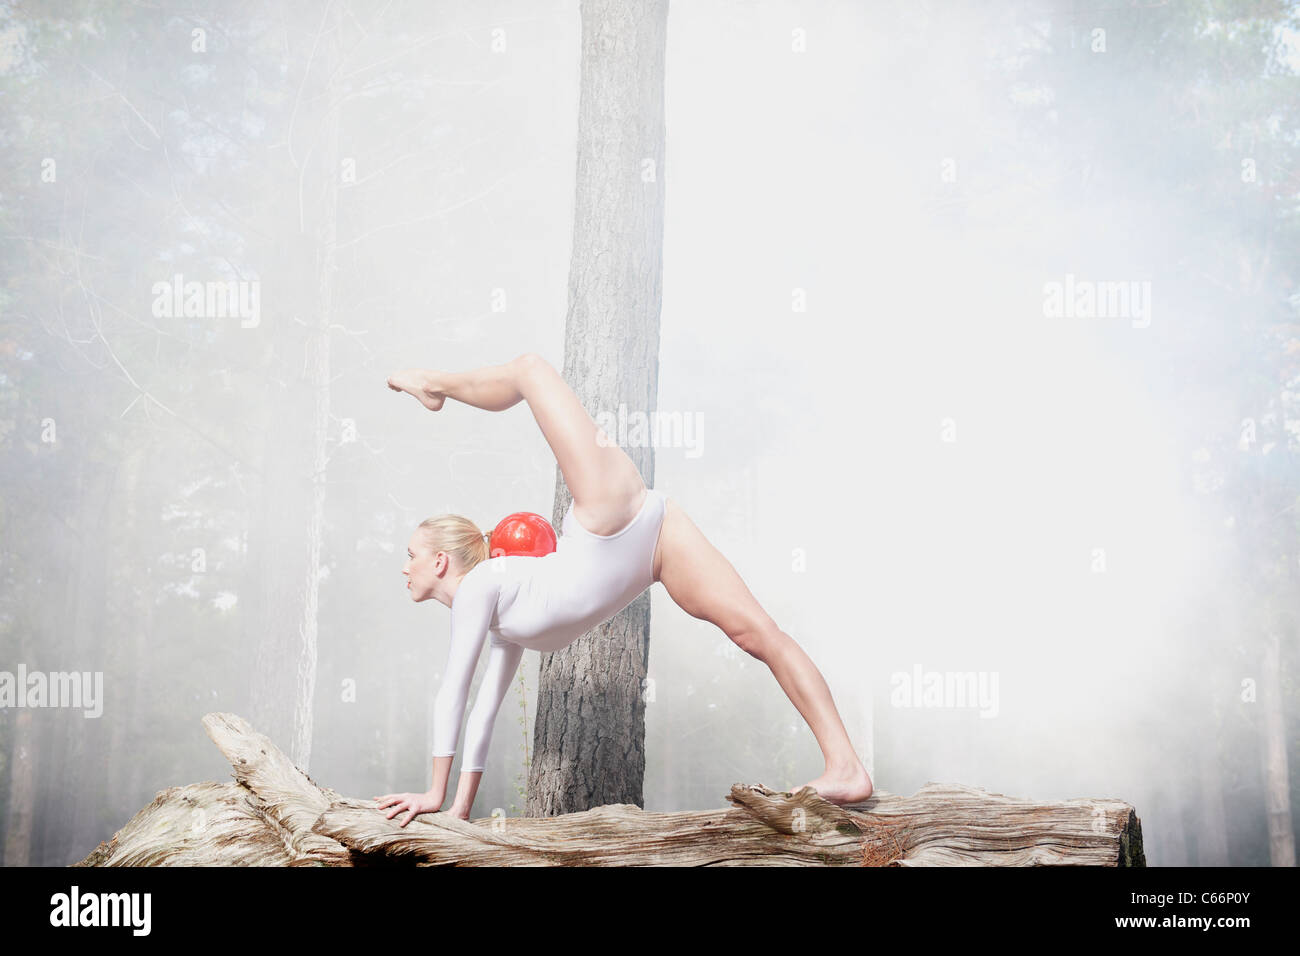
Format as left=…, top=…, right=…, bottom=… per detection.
left=488, top=512, right=557, bottom=558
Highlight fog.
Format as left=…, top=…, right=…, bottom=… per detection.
left=1, top=0, right=1297, bottom=866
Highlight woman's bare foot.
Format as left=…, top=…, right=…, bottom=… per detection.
left=791, top=764, right=874, bottom=807
left=387, top=368, right=446, bottom=411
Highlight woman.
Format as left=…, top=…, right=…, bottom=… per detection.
left=375, top=353, right=874, bottom=826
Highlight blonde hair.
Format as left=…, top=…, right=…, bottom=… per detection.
left=417, top=515, right=491, bottom=574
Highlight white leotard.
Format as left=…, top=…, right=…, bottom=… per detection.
left=431, top=486, right=667, bottom=772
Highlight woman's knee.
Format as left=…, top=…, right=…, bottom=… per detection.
left=513, top=352, right=548, bottom=380
left=730, top=617, right=784, bottom=660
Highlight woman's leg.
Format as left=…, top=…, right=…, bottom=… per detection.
left=652, top=498, right=875, bottom=806
left=387, top=354, right=646, bottom=534
left=387, top=358, right=518, bottom=412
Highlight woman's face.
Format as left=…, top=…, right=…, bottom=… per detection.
left=403, top=531, right=441, bottom=602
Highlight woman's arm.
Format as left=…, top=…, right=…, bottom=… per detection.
left=447, top=771, right=483, bottom=821
left=446, top=635, right=525, bottom=819
left=430, top=755, right=454, bottom=803
left=391, top=565, right=503, bottom=828
left=381, top=572, right=496, bottom=828
left=430, top=568, right=499, bottom=765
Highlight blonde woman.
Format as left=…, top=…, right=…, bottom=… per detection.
left=375, top=353, right=873, bottom=826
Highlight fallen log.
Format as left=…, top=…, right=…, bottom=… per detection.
left=75, top=712, right=1145, bottom=866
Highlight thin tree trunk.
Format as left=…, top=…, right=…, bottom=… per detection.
left=25, top=475, right=81, bottom=866
left=3, top=711, right=37, bottom=865
left=385, top=665, right=401, bottom=787
left=105, top=447, right=154, bottom=836
left=659, top=679, right=675, bottom=810
left=1194, top=670, right=1230, bottom=865
left=527, top=0, right=669, bottom=817
left=247, top=4, right=342, bottom=771
left=52, top=441, right=117, bottom=864
left=1260, top=628, right=1295, bottom=866
left=295, top=26, right=340, bottom=771
left=1195, top=760, right=1230, bottom=865
left=1, top=466, right=46, bottom=865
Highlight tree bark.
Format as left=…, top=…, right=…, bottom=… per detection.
left=527, top=0, right=669, bottom=818
left=50, top=438, right=118, bottom=865
left=1194, top=679, right=1230, bottom=865
left=2, top=711, right=37, bottom=866
left=0, top=464, right=51, bottom=865
left=246, top=3, right=342, bottom=771
left=1153, top=791, right=1189, bottom=866
left=105, top=446, right=155, bottom=840
left=76, top=712, right=1145, bottom=867
left=1260, top=628, right=1296, bottom=867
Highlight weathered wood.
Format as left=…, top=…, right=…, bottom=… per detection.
left=76, top=712, right=1144, bottom=866
left=200, top=711, right=351, bottom=865
left=74, top=781, right=295, bottom=867
left=75, top=713, right=350, bottom=867
left=841, top=782, right=1147, bottom=867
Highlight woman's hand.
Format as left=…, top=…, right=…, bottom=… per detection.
left=374, top=790, right=444, bottom=828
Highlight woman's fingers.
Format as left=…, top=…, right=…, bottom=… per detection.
left=375, top=792, right=433, bottom=825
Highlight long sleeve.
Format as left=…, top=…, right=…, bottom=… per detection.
left=431, top=567, right=502, bottom=764
left=459, top=635, right=525, bottom=771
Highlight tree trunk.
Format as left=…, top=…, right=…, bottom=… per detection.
left=527, top=0, right=669, bottom=818
left=2, top=711, right=37, bottom=866
left=76, top=712, right=1145, bottom=867
left=51, top=440, right=118, bottom=865
left=105, top=446, right=156, bottom=839
left=11, top=466, right=77, bottom=866
left=1194, top=676, right=1230, bottom=865
left=1195, top=761, right=1230, bottom=865
left=1154, top=791, right=1190, bottom=866
left=247, top=3, right=342, bottom=771
left=1260, top=629, right=1296, bottom=866
left=1, top=464, right=49, bottom=865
